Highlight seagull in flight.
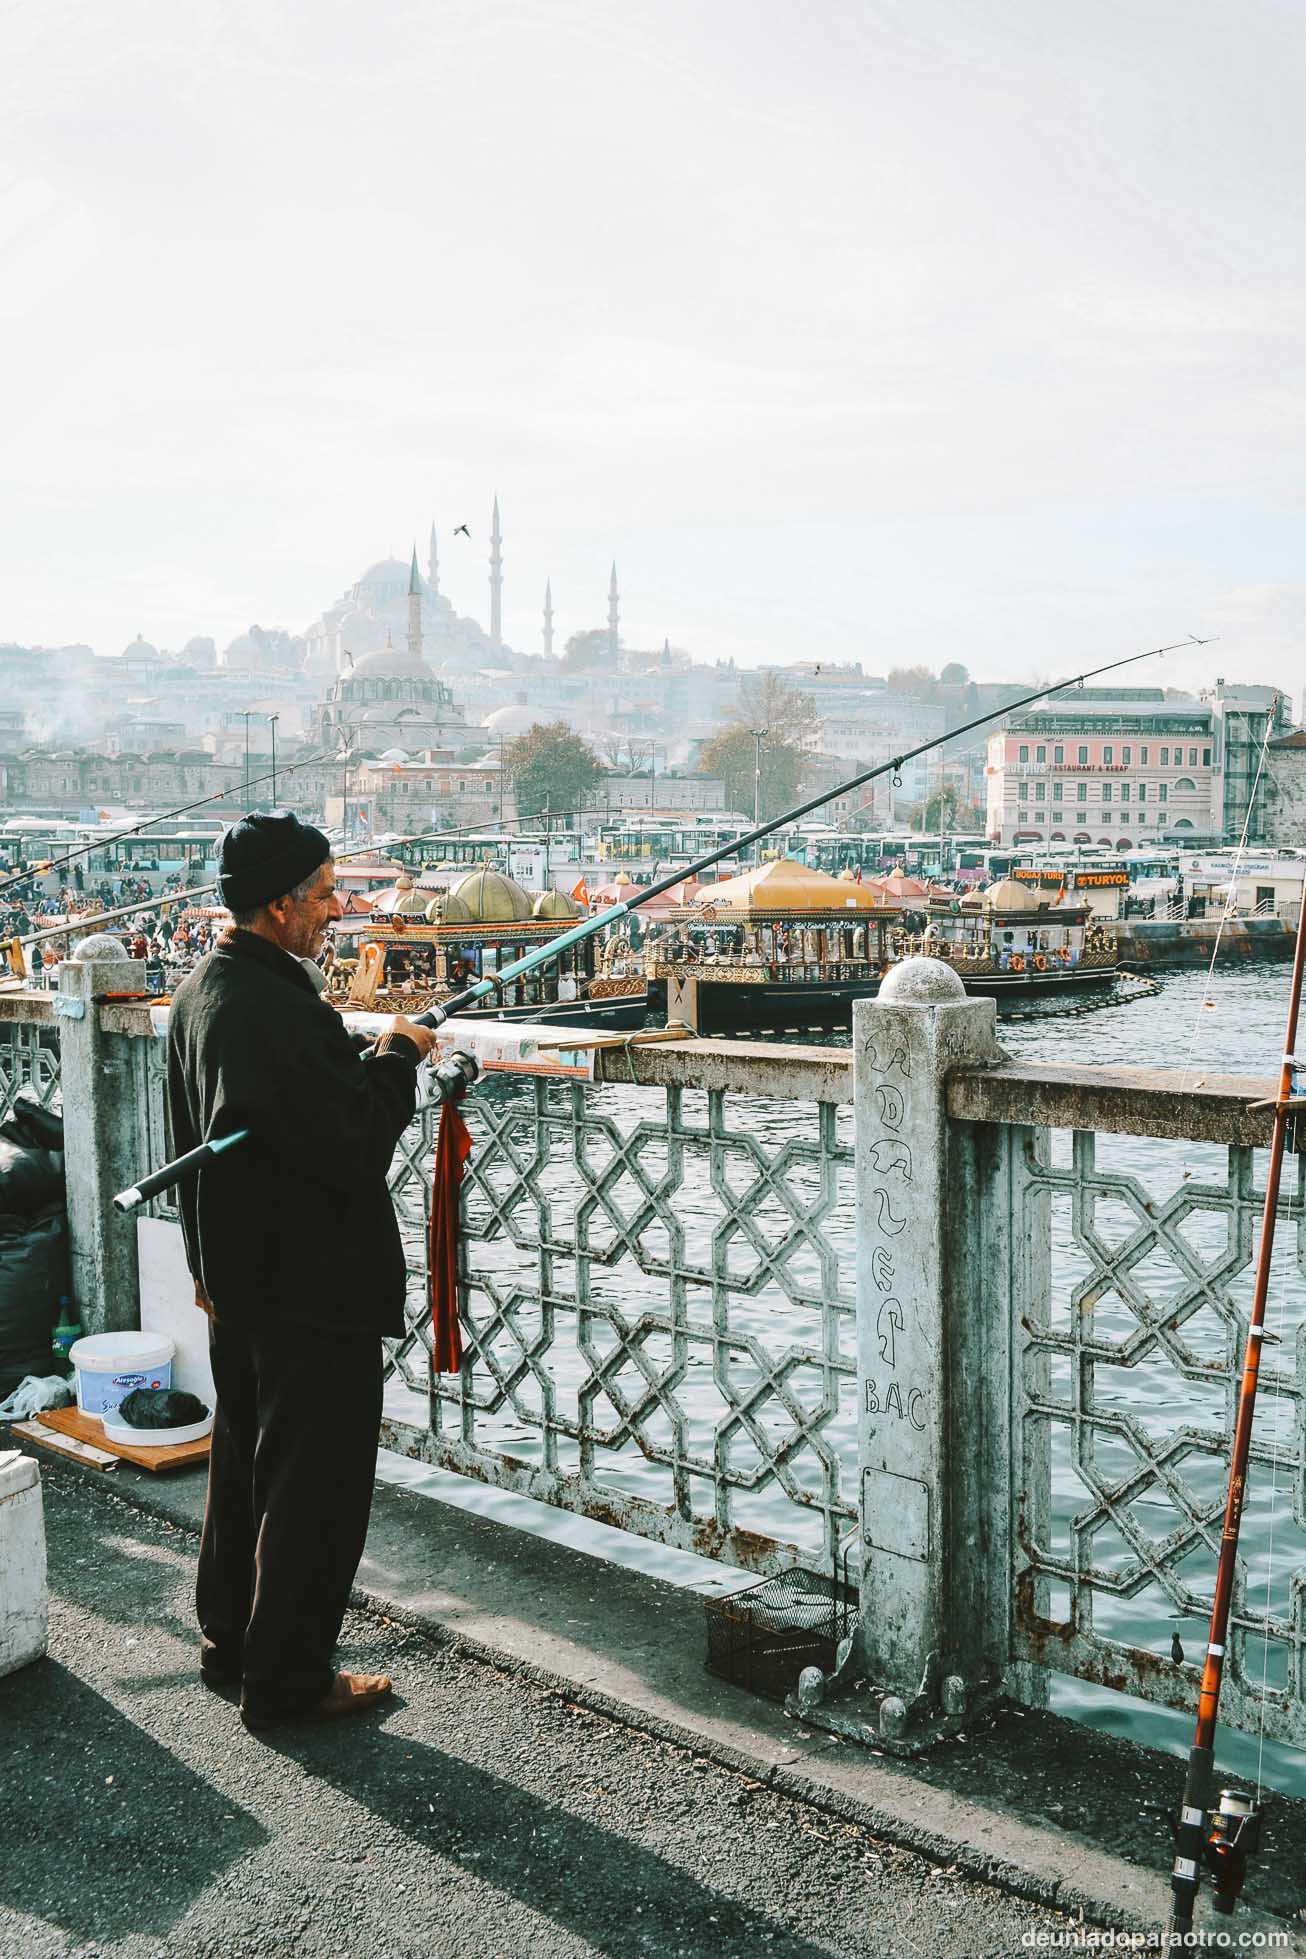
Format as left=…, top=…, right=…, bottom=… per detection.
left=453, top=524, right=471, bottom=538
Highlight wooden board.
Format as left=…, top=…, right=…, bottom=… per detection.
left=8, top=1418, right=117, bottom=1472
left=34, top=1403, right=211, bottom=1473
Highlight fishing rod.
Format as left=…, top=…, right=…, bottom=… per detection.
left=403, top=634, right=1209, bottom=1025
left=2, top=723, right=639, bottom=905
left=0, top=746, right=340, bottom=900
left=13, top=800, right=613, bottom=960
left=111, top=634, right=1202, bottom=1214
left=1167, top=864, right=1306, bottom=1939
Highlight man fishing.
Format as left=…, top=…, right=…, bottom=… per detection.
left=166, top=810, right=437, bottom=1731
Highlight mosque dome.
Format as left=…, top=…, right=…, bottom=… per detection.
left=121, top=633, right=160, bottom=660
left=982, top=876, right=1042, bottom=913
left=429, top=892, right=473, bottom=924
left=532, top=888, right=583, bottom=920
left=353, top=558, right=411, bottom=600
left=352, top=645, right=430, bottom=680
left=378, top=747, right=410, bottom=764
left=448, top=867, right=533, bottom=923
left=482, top=704, right=538, bottom=737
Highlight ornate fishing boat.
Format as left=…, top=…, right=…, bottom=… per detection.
left=644, top=860, right=1118, bottom=1033
left=326, top=867, right=648, bottom=1027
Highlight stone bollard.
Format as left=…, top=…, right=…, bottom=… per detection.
left=56, top=947, right=149, bottom=1336
left=792, top=956, right=1015, bottom=1753
left=0, top=1450, right=48, bottom=1676
left=665, top=969, right=701, bottom=1031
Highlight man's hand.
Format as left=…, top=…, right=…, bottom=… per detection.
left=390, top=1014, right=439, bottom=1060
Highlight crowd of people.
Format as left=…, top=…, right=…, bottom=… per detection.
left=1, top=897, right=221, bottom=993
left=0, top=855, right=220, bottom=993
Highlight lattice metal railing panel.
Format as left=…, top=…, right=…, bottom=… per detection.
left=130, top=1030, right=178, bottom=1221
left=383, top=1076, right=858, bottom=1577
left=1014, top=1128, right=1306, bottom=1747
left=0, top=1022, right=62, bottom=1121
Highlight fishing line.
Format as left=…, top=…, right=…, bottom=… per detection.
left=1177, top=699, right=1282, bottom=1101
left=1252, top=859, right=1306, bottom=1801
left=9, top=805, right=602, bottom=952
left=1, top=632, right=1205, bottom=918
left=1253, top=1190, right=1293, bottom=1802
left=0, top=746, right=341, bottom=899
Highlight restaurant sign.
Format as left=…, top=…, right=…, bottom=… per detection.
left=1013, top=867, right=1129, bottom=889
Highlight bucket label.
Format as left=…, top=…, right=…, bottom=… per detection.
left=77, top=1363, right=172, bottom=1417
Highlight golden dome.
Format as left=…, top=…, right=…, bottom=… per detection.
left=532, top=888, right=583, bottom=919
left=373, top=872, right=430, bottom=917
left=690, top=857, right=881, bottom=913
left=448, top=867, right=533, bottom=923
left=982, top=876, right=1042, bottom=913
left=429, top=892, right=473, bottom=924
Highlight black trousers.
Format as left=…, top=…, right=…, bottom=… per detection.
left=197, top=1316, right=383, bottom=1717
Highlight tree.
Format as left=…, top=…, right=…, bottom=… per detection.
left=562, top=629, right=611, bottom=671
left=887, top=665, right=938, bottom=699
left=596, top=733, right=653, bottom=774
left=503, top=723, right=603, bottom=821
left=699, top=725, right=805, bottom=823
left=913, top=785, right=983, bottom=833
left=939, top=662, right=970, bottom=687
left=737, top=670, right=820, bottom=750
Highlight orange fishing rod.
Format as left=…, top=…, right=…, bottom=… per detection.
left=1168, top=871, right=1306, bottom=1937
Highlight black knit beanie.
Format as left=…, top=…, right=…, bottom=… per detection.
left=217, top=810, right=331, bottom=912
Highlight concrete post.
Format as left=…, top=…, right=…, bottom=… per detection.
left=56, top=955, right=149, bottom=1335
left=795, top=955, right=1012, bottom=1752
left=855, top=956, right=1009, bottom=1743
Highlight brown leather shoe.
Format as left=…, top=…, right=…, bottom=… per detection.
left=241, top=1670, right=393, bottom=1732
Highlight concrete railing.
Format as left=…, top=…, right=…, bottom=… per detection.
left=3, top=951, right=1302, bottom=1758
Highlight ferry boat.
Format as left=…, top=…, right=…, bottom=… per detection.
left=644, top=861, right=1118, bottom=1034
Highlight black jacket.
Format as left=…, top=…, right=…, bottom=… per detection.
left=166, top=929, right=421, bottom=1335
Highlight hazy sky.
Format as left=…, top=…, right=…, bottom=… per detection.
left=2, top=0, right=1302, bottom=700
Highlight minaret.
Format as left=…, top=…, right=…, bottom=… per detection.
left=543, top=579, right=554, bottom=659
left=489, top=495, right=503, bottom=648
left=407, top=546, right=423, bottom=662
left=428, top=523, right=440, bottom=596
left=607, top=561, right=619, bottom=660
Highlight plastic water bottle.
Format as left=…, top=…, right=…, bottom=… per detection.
left=52, top=1300, right=81, bottom=1361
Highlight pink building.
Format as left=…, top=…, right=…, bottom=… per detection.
left=985, top=691, right=1214, bottom=848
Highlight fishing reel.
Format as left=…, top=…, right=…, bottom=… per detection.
left=1203, top=1788, right=1262, bottom=1914
left=426, top=1050, right=479, bottom=1105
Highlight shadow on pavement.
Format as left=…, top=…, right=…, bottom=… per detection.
left=0, top=1662, right=267, bottom=1946
left=262, top=1716, right=832, bottom=1958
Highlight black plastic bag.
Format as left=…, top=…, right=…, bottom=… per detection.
left=0, top=1094, right=64, bottom=1154
left=0, top=1206, right=70, bottom=1397
left=0, top=1093, right=64, bottom=1219
left=115, top=1387, right=208, bottom=1429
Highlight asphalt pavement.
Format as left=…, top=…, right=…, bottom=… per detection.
left=0, top=1464, right=1099, bottom=1959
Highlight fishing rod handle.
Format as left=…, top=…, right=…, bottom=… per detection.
left=110, top=1050, right=479, bottom=1214
left=112, top=1130, right=251, bottom=1214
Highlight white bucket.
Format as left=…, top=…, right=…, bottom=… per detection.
left=69, top=1332, right=175, bottom=1421
left=102, top=1409, right=213, bottom=1450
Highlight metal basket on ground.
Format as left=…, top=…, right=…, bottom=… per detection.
left=704, top=1559, right=857, bottom=1703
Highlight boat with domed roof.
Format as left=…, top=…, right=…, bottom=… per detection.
left=325, top=865, right=648, bottom=1026
left=643, top=860, right=1119, bottom=1033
